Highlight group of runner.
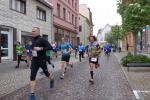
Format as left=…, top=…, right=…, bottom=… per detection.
left=21, top=27, right=112, bottom=100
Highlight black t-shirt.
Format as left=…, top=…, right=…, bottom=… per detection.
left=32, top=35, right=52, bottom=60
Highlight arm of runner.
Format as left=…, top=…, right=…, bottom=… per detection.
left=42, top=39, right=53, bottom=51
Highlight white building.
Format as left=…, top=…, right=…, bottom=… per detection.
left=97, top=24, right=111, bottom=43
left=0, top=0, right=53, bottom=61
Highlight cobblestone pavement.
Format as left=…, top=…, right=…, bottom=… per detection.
left=0, top=53, right=135, bottom=100
left=114, top=52, right=150, bottom=100
left=0, top=54, right=78, bottom=98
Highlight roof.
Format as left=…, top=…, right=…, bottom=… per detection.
left=36, top=0, right=53, bottom=9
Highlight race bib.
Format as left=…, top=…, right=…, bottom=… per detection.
left=32, top=50, right=37, bottom=57
left=91, top=57, right=97, bottom=62
left=27, top=50, right=29, bottom=53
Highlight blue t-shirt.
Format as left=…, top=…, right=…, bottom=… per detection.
left=59, top=42, right=71, bottom=55
left=78, top=45, right=85, bottom=52
left=25, top=44, right=32, bottom=55
left=104, top=44, right=111, bottom=52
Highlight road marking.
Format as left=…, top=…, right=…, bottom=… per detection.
left=139, top=91, right=150, bottom=93
left=133, top=90, right=150, bottom=100
left=133, top=90, right=140, bottom=100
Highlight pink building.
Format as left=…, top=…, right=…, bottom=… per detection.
left=48, top=0, right=79, bottom=46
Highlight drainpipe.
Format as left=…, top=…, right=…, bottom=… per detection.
left=51, top=8, right=54, bottom=41
left=0, top=25, right=1, bottom=63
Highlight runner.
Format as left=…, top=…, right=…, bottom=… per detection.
left=28, top=27, right=54, bottom=100
left=88, top=36, right=101, bottom=84
left=59, top=37, right=73, bottom=79
left=78, top=42, right=85, bottom=62
left=52, top=41, right=58, bottom=58
left=74, top=45, right=78, bottom=59
left=104, top=42, right=112, bottom=57
left=25, top=40, right=32, bottom=67
left=15, top=41, right=28, bottom=68
left=46, top=42, right=55, bottom=68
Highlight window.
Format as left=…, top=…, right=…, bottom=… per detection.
left=63, top=8, right=66, bottom=20
left=10, top=0, right=26, bottom=14
left=67, top=11, right=71, bottom=22
left=72, top=0, right=74, bottom=7
left=57, top=4, right=61, bottom=17
left=37, top=7, right=46, bottom=21
left=72, top=14, right=74, bottom=25
left=79, top=25, right=82, bottom=32
left=75, top=0, right=77, bottom=10
left=75, top=17, right=77, bottom=27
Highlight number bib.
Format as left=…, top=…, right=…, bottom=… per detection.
left=32, top=51, right=37, bottom=57
left=91, top=57, right=98, bottom=62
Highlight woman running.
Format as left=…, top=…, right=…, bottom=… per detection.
left=88, top=36, right=101, bottom=84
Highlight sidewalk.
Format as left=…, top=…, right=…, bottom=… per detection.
left=0, top=54, right=79, bottom=98
left=114, top=51, right=150, bottom=100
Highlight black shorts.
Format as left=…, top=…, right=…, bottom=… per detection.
left=89, top=57, right=99, bottom=64
left=30, top=59, right=50, bottom=81
left=61, top=54, right=70, bottom=62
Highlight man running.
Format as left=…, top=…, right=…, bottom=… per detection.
left=59, top=37, right=73, bottom=79
left=28, top=27, right=54, bottom=100
left=88, top=36, right=101, bottom=84
left=104, top=43, right=112, bottom=55
left=78, top=42, right=85, bottom=62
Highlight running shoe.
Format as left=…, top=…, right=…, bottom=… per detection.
left=89, top=79, right=94, bottom=84
left=50, top=79, right=54, bottom=88
left=60, top=74, right=64, bottom=80
left=28, top=93, right=36, bottom=100
left=52, top=64, right=55, bottom=68
left=64, top=67, right=67, bottom=73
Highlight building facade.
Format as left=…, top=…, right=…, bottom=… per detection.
left=77, top=4, right=93, bottom=45
left=78, top=14, right=90, bottom=45
left=97, top=24, right=111, bottom=43
left=49, top=0, right=79, bottom=46
left=79, top=4, right=93, bottom=35
left=0, top=0, right=53, bottom=61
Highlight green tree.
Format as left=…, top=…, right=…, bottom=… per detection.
left=105, top=25, right=123, bottom=46
left=117, top=0, right=150, bottom=55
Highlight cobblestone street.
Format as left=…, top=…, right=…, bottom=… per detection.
left=0, top=53, right=135, bottom=100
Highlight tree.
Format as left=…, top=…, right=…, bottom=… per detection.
left=105, top=25, right=123, bottom=46
left=117, top=0, right=150, bottom=55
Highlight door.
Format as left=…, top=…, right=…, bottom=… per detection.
left=1, top=28, right=9, bottom=59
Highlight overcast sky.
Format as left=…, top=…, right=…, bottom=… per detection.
left=79, top=0, right=122, bottom=35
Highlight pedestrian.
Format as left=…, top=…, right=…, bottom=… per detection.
left=52, top=41, right=58, bottom=58
left=74, top=45, right=78, bottom=59
left=78, top=42, right=85, bottom=62
left=25, top=40, right=32, bottom=67
left=46, top=41, right=55, bottom=68
left=16, top=41, right=28, bottom=68
left=59, top=37, right=73, bottom=79
left=28, top=27, right=54, bottom=100
left=88, top=36, right=101, bottom=84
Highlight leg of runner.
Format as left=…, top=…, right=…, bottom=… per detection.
left=26, top=56, right=30, bottom=67
left=60, top=61, right=65, bottom=79
left=89, top=63, right=94, bottom=84
left=79, top=52, right=82, bottom=62
left=16, top=55, right=22, bottom=68
left=65, top=54, right=73, bottom=68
